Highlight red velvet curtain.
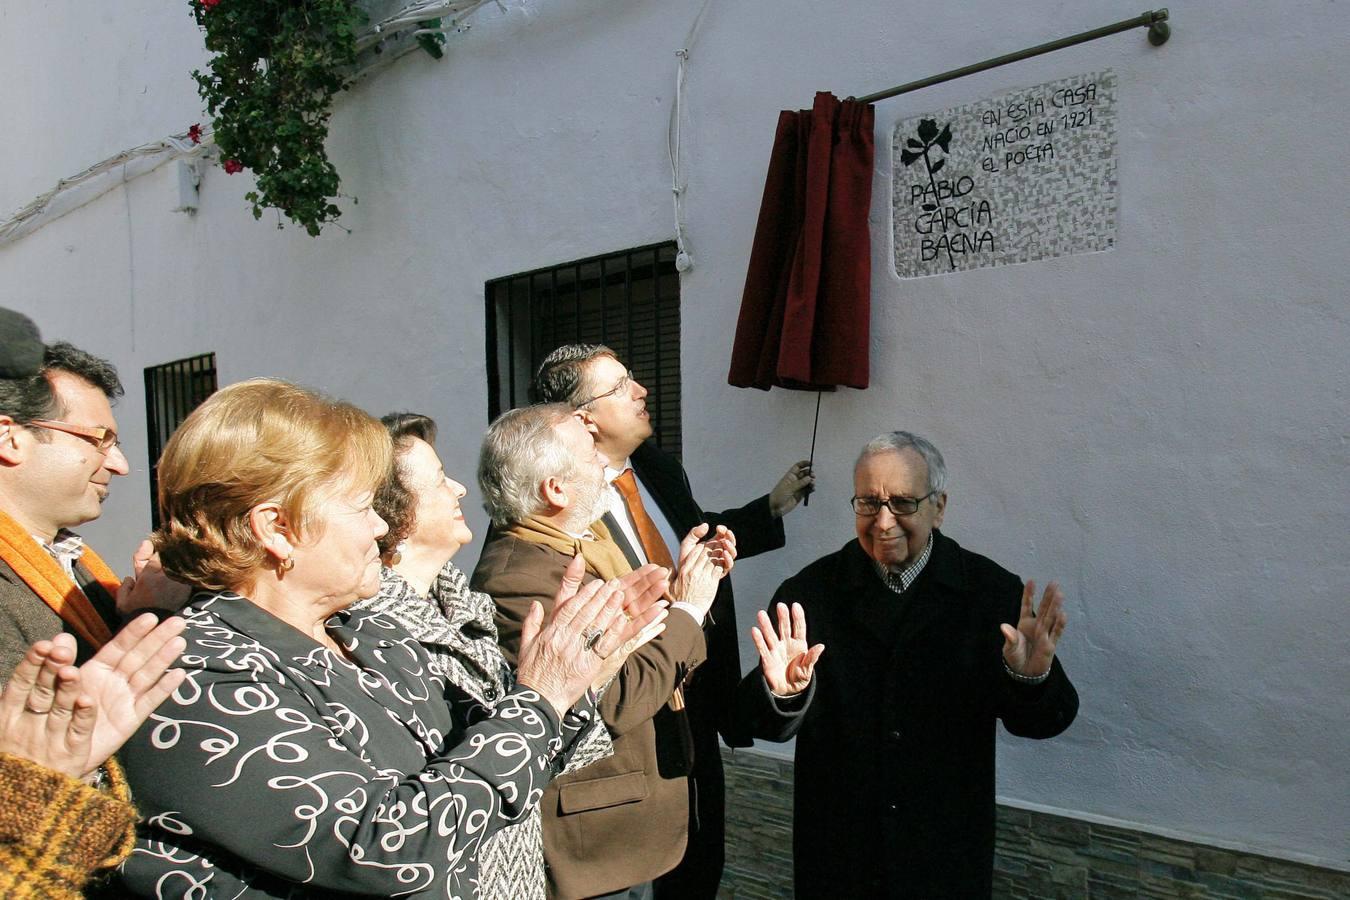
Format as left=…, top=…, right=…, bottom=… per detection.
left=729, top=91, right=875, bottom=391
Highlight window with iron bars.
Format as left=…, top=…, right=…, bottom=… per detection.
left=485, top=242, right=682, bottom=458
left=144, top=352, right=218, bottom=529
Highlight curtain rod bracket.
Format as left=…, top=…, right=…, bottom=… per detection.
left=1148, top=10, right=1171, bottom=46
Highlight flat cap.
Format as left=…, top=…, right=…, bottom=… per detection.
left=0, top=308, right=44, bottom=379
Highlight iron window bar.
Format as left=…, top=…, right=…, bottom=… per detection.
left=144, top=352, right=217, bottom=529
left=484, top=242, right=683, bottom=457
left=853, top=9, right=1171, bottom=104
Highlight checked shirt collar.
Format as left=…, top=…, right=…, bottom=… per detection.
left=872, top=532, right=934, bottom=595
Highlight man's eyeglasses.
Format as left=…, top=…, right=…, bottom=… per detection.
left=28, top=419, right=121, bottom=453
left=850, top=491, right=937, bottom=518
left=573, top=370, right=634, bottom=408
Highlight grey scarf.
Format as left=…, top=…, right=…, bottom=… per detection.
left=359, top=562, right=614, bottom=771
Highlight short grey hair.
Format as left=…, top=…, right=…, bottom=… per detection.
left=531, top=343, right=618, bottom=406
left=856, top=431, right=948, bottom=495
left=478, top=403, right=580, bottom=527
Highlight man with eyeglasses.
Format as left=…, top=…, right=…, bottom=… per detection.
left=777, top=431, right=1079, bottom=898
left=532, top=343, right=815, bottom=900
left=0, top=312, right=179, bottom=678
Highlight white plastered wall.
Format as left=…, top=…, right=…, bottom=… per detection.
left=1, top=0, right=1345, bottom=868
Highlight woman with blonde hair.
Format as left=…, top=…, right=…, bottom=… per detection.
left=117, top=380, right=666, bottom=899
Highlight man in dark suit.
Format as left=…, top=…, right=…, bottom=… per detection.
left=532, top=344, right=815, bottom=898
left=777, top=431, right=1079, bottom=898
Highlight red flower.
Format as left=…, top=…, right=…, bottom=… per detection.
left=223, top=159, right=244, bottom=174
left=188, top=124, right=202, bottom=145
left=200, top=0, right=221, bottom=10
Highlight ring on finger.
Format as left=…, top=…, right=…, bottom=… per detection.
left=582, top=626, right=603, bottom=652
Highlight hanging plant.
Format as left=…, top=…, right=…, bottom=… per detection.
left=190, top=0, right=364, bottom=235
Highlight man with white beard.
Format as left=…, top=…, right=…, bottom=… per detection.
left=473, top=404, right=813, bottom=900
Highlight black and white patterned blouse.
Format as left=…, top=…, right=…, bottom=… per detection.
left=353, top=563, right=615, bottom=900
left=118, top=590, right=596, bottom=899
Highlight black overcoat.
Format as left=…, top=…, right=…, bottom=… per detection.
left=776, top=531, right=1078, bottom=898
left=626, top=440, right=787, bottom=898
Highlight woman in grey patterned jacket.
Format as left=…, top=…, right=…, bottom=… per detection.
left=355, top=412, right=663, bottom=900
left=117, top=381, right=668, bottom=899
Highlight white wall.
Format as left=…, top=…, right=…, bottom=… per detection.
left=1, top=0, right=1346, bottom=867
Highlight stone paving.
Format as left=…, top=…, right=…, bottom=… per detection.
left=718, top=748, right=1349, bottom=899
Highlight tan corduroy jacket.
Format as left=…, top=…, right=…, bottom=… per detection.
left=472, top=530, right=707, bottom=899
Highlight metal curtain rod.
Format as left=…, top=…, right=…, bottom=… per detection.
left=853, top=8, right=1171, bottom=104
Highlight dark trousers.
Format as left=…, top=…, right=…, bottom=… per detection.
left=653, top=717, right=727, bottom=900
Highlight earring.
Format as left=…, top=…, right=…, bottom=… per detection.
left=278, top=556, right=295, bottom=572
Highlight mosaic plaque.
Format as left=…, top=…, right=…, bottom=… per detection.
left=892, top=70, right=1117, bottom=278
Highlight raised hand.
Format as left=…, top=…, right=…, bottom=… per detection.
left=68, top=613, right=189, bottom=772
left=1000, top=580, right=1068, bottom=678
left=769, top=460, right=815, bottom=518
left=0, top=614, right=187, bottom=780
left=0, top=637, right=90, bottom=778
left=751, top=602, right=824, bottom=697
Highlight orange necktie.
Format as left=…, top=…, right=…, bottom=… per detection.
left=613, top=468, right=686, bottom=710
left=613, top=469, right=675, bottom=570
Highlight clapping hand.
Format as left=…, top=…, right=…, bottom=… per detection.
left=669, top=526, right=723, bottom=615
left=1000, top=580, right=1068, bottom=678
left=517, top=556, right=669, bottom=717
left=591, top=563, right=672, bottom=691
left=0, top=613, right=187, bottom=780
left=701, top=525, right=737, bottom=577
left=752, top=602, right=824, bottom=697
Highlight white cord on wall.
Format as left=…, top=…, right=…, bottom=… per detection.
left=668, top=0, right=714, bottom=273
left=0, top=133, right=214, bottom=247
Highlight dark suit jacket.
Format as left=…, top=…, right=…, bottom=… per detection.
left=472, top=532, right=709, bottom=899
left=627, top=441, right=785, bottom=749
left=0, top=557, right=119, bottom=679
left=623, top=441, right=791, bottom=898
left=778, top=531, right=1078, bottom=898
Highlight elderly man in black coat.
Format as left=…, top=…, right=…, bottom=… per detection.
left=776, top=431, right=1078, bottom=898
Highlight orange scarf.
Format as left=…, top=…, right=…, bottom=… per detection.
left=0, top=509, right=118, bottom=649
